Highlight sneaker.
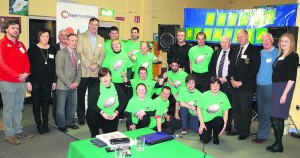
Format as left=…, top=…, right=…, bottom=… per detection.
left=15, top=132, right=33, bottom=139
left=5, top=136, right=21, bottom=145
left=181, top=130, right=187, bottom=135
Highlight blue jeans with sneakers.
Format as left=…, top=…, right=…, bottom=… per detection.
left=179, top=107, right=199, bottom=133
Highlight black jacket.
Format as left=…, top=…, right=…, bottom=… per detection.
left=208, top=48, right=234, bottom=80
left=228, top=43, right=261, bottom=93
left=167, top=43, right=192, bottom=73
left=88, top=81, right=127, bottom=114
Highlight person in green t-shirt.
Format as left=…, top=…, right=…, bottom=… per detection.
left=125, top=83, right=156, bottom=130
left=196, top=77, right=231, bottom=145
left=104, top=26, right=128, bottom=57
left=150, top=86, right=181, bottom=134
left=121, top=67, right=166, bottom=98
left=188, top=32, right=214, bottom=93
left=86, top=68, right=126, bottom=137
left=126, top=27, right=141, bottom=79
left=128, top=42, right=162, bottom=80
left=177, top=74, right=202, bottom=135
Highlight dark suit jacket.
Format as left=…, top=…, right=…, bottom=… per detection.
left=54, top=43, right=60, bottom=51
left=208, top=48, right=234, bottom=80
left=228, top=43, right=261, bottom=93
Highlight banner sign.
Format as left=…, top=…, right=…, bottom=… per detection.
left=184, top=4, right=298, bottom=45
left=57, top=2, right=98, bottom=40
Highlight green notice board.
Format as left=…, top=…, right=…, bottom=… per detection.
left=216, top=13, right=227, bottom=26
left=205, top=12, right=216, bottom=26
left=193, top=28, right=202, bottom=40
left=204, top=28, right=213, bottom=41
left=227, top=13, right=238, bottom=26
left=185, top=27, right=193, bottom=40
left=255, top=28, right=268, bottom=44
left=223, top=28, right=234, bottom=41
left=212, top=28, right=223, bottom=42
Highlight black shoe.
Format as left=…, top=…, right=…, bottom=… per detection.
left=66, top=124, right=79, bottom=130
left=238, top=134, right=249, bottom=140
left=266, top=143, right=283, bottom=152
left=78, top=118, right=85, bottom=125
left=43, top=124, right=50, bottom=133
left=226, top=130, right=239, bottom=136
left=213, top=138, right=219, bottom=145
left=58, top=127, right=68, bottom=133
left=36, top=124, right=45, bottom=134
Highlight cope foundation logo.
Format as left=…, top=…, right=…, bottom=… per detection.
left=60, top=10, right=95, bottom=19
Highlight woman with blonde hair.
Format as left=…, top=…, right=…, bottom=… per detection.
left=266, top=33, right=299, bottom=152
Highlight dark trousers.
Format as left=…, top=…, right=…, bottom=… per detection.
left=231, top=91, right=254, bottom=135
left=115, top=83, right=129, bottom=119
left=77, top=77, right=99, bottom=119
left=126, top=115, right=151, bottom=130
left=200, top=116, right=224, bottom=144
left=192, top=71, right=210, bottom=93
left=31, top=83, right=52, bottom=125
left=220, top=82, right=233, bottom=131
left=153, top=117, right=182, bottom=135
left=86, top=108, right=119, bottom=138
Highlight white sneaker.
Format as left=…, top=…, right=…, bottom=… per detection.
left=181, top=130, right=187, bottom=135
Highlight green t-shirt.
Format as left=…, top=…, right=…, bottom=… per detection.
left=149, top=96, right=170, bottom=128
left=188, top=45, right=213, bottom=73
left=125, top=96, right=155, bottom=124
left=97, top=83, right=119, bottom=116
left=126, top=40, right=141, bottom=71
left=166, top=70, right=188, bottom=94
left=104, top=40, right=128, bottom=57
left=130, top=78, right=156, bottom=97
left=102, top=50, right=131, bottom=83
left=176, top=87, right=202, bottom=116
left=196, top=90, right=231, bottom=122
left=133, top=52, right=156, bottom=80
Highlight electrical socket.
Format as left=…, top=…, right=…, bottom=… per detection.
left=296, top=105, right=300, bottom=111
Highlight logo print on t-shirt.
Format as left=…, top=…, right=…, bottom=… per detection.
left=113, top=60, right=123, bottom=70
left=207, top=104, right=220, bottom=114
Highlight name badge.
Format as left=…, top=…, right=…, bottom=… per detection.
left=98, top=44, right=102, bottom=48
left=241, top=55, right=247, bottom=59
left=49, top=54, right=54, bottom=59
left=19, top=47, right=25, bottom=54
left=278, top=57, right=284, bottom=60
left=266, top=58, right=272, bottom=63
left=78, top=60, right=81, bottom=64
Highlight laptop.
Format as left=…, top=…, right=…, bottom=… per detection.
left=139, top=132, right=174, bottom=146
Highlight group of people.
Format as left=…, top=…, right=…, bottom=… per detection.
left=0, top=18, right=298, bottom=154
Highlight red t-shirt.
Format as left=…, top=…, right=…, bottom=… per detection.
left=0, top=35, right=30, bottom=82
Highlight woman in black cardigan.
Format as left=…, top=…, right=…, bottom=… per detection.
left=86, top=68, right=126, bottom=138
left=26, top=28, right=56, bottom=134
left=266, top=33, right=299, bottom=153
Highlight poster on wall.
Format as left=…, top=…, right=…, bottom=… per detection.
left=9, top=0, right=28, bottom=16
left=56, top=2, right=98, bottom=41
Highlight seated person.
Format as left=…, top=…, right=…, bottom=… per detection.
left=197, top=77, right=231, bottom=145
left=125, top=83, right=156, bottom=130
left=149, top=86, right=181, bottom=135
left=122, top=67, right=166, bottom=98
left=86, top=68, right=126, bottom=137
left=177, top=74, right=202, bottom=135
left=128, top=41, right=162, bottom=80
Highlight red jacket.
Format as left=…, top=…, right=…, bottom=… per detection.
left=0, top=35, right=30, bottom=82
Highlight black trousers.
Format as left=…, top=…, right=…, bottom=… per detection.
left=220, top=82, right=233, bottom=131
left=126, top=115, right=151, bottom=130
left=31, top=83, right=52, bottom=125
left=153, top=117, right=182, bottom=135
left=231, top=91, right=254, bottom=135
left=86, top=108, right=119, bottom=138
left=200, top=116, right=224, bottom=144
left=192, top=71, right=210, bottom=93
left=115, top=83, right=129, bottom=119
left=77, top=77, right=99, bottom=119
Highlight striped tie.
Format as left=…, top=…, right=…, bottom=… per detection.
left=218, top=51, right=227, bottom=77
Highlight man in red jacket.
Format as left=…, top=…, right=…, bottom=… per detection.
left=0, top=20, right=33, bottom=145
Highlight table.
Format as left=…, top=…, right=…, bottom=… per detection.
left=67, top=128, right=212, bottom=158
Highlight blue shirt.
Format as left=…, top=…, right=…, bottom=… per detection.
left=88, top=31, right=97, bottom=52
left=256, top=47, right=278, bottom=85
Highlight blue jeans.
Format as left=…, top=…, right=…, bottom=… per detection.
left=0, top=81, right=25, bottom=136
left=179, top=107, right=199, bottom=133
left=56, top=89, right=77, bottom=127
left=256, top=84, right=272, bottom=139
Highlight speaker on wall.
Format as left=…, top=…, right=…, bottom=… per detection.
left=158, top=24, right=180, bottom=50
left=268, top=26, right=298, bottom=50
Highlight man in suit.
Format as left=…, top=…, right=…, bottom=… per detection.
left=56, top=34, right=82, bottom=132
left=76, top=18, right=105, bottom=125
left=228, top=29, right=261, bottom=140
left=208, top=36, right=234, bottom=135
left=52, top=29, right=69, bottom=125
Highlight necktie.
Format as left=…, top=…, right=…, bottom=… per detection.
left=235, top=46, right=244, bottom=65
left=71, top=51, right=77, bottom=72
left=218, top=51, right=227, bottom=77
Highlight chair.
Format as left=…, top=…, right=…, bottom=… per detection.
left=251, top=95, right=258, bottom=121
